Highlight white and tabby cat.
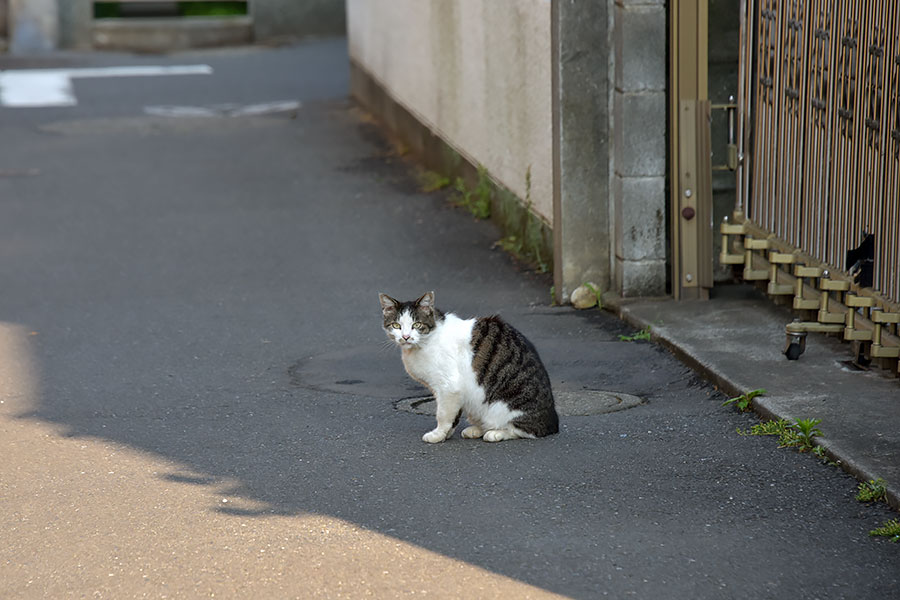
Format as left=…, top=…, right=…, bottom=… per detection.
left=379, top=291, right=559, bottom=443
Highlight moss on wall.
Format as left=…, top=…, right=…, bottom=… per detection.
left=350, top=59, right=553, bottom=273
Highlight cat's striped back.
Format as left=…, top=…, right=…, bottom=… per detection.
left=470, top=316, right=559, bottom=437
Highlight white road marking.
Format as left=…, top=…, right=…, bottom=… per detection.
left=0, top=65, right=213, bottom=108
left=64, top=65, right=213, bottom=79
left=229, top=100, right=301, bottom=116
left=0, top=71, right=76, bottom=107
left=144, top=101, right=302, bottom=118
left=143, top=104, right=222, bottom=118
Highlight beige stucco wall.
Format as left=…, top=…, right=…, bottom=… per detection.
left=347, top=0, right=553, bottom=225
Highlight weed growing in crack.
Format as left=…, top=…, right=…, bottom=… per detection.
left=739, top=418, right=798, bottom=446
left=738, top=418, right=822, bottom=452
left=584, top=283, right=603, bottom=310
left=739, top=414, right=896, bottom=545
left=723, top=388, right=766, bottom=413
left=618, top=326, right=651, bottom=342
left=869, top=519, right=900, bottom=543
left=811, top=445, right=839, bottom=466
left=792, top=418, right=823, bottom=450
left=856, top=478, right=888, bottom=504
left=452, top=165, right=491, bottom=220
left=417, top=170, right=450, bottom=193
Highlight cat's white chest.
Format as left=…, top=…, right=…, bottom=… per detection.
left=400, top=315, right=477, bottom=395
left=400, top=347, right=436, bottom=389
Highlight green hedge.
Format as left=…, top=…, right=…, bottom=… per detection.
left=94, top=2, right=248, bottom=19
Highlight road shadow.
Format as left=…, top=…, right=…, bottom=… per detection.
left=5, top=45, right=900, bottom=598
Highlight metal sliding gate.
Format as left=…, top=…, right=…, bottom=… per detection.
left=722, top=0, right=900, bottom=367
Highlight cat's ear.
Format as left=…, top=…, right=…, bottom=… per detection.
left=416, top=291, right=435, bottom=312
left=379, top=293, right=399, bottom=313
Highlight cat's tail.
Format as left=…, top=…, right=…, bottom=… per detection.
left=514, top=398, right=559, bottom=437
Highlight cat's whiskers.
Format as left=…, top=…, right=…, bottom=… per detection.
left=379, top=338, right=399, bottom=353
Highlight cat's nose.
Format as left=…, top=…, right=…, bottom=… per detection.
left=402, top=333, right=411, bottom=340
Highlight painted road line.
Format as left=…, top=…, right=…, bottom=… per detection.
left=144, top=101, right=302, bottom=118
left=230, top=100, right=301, bottom=116
left=66, top=65, right=213, bottom=79
left=0, top=71, right=76, bottom=107
left=0, top=65, right=213, bottom=108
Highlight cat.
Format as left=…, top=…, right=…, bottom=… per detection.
left=379, top=291, right=559, bottom=443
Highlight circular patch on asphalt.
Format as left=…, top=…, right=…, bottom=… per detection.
left=393, top=390, right=643, bottom=417
left=289, top=344, right=427, bottom=398
left=291, top=342, right=647, bottom=400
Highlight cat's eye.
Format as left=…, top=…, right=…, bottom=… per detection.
left=390, top=322, right=401, bottom=329
left=412, top=322, right=425, bottom=331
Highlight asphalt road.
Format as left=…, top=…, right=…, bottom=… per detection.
left=1, top=39, right=898, bottom=599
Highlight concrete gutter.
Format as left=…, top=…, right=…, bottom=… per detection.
left=604, top=284, right=900, bottom=511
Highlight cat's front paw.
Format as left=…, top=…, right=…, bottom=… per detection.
left=422, top=428, right=449, bottom=443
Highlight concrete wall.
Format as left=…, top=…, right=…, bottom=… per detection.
left=612, top=0, right=668, bottom=297
left=552, top=0, right=611, bottom=301
left=346, top=0, right=554, bottom=226
left=253, top=0, right=345, bottom=41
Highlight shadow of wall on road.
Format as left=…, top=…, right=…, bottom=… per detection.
left=5, top=76, right=900, bottom=597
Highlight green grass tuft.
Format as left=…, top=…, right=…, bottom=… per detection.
left=618, top=326, right=651, bottom=342
left=856, top=478, right=887, bottom=504
left=722, top=388, right=766, bottom=413
left=417, top=170, right=451, bottom=193
left=451, top=165, right=491, bottom=220
left=869, top=519, right=900, bottom=542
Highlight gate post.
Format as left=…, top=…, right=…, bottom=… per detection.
left=669, top=0, right=714, bottom=300
left=551, top=0, right=611, bottom=303
left=8, top=0, right=58, bottom=53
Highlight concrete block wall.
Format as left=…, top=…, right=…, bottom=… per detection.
left=612, top=0, right=668, bottom=296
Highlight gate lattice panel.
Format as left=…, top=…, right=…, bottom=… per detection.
left=745, top=0, right=900, bottom=304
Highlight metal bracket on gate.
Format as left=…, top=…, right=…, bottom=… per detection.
left=721, top=213, right=900, bottom=370
left=844, top=295, right=875, bottom=342
left=872, top=310, right=900, bottom=359
left=742, top=236, right=769, bottom=280
left=767, top=252, right=795, bottom=296
left=818, top=273, right=850, bottom=324
left=792, top=265, right=822, bottom=310
left=719, top=216, right=745, bottom=265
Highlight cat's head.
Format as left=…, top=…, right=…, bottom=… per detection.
left=378, top=291, right=442, bottom=349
